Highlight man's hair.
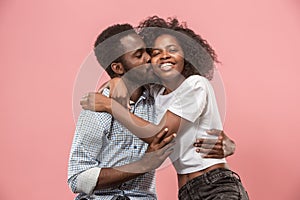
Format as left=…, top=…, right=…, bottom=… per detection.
left=94, top=24, right=136, bottom=78
left=137, top=16, right=218, bottom=80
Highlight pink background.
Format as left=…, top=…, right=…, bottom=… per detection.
left=1, top=0, right=300, bottom=199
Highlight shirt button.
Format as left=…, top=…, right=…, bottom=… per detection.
left=134, top=146, right=137, bottom=149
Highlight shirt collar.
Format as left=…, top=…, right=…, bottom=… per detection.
left=130, top=86, right=150, bottom=105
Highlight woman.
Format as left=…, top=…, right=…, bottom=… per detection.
left=85, top=16, right=249, bottom=200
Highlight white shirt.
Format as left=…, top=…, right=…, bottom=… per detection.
left=153, top=75, right=226, bottom=174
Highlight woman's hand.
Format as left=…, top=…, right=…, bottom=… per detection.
left=80, top=92, right=112, bottom=113
left=98, top=77, right=130, bottom=109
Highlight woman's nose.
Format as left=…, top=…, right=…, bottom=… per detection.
left=161, top=50, right=171, bottom=59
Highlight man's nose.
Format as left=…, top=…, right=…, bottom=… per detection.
left=144, top=52, right=151, bottom=63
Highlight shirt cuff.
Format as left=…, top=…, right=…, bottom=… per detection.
left=76, top=167, right=101, bottom=194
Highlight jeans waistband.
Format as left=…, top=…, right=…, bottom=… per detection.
left=179, top=168, right=240, bottom=193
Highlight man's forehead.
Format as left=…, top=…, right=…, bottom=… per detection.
left=120, top=33, right=145, bottom=52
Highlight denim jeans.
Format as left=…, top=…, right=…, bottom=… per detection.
left=178, top=168, right=249, bottom=200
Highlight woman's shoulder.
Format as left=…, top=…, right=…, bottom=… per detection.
left=183, top=75, right=210, bottom=89
left=186, top=74, right=209, bottom=82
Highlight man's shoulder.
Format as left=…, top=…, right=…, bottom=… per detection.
left=78, top=109, right=112, bottom=125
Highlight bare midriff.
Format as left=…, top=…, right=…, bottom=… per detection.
left=177, top=163, right=229, bottom=189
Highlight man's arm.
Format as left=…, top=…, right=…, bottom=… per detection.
left=95, top=128, right=176, bottom=190
left=193, top=129, right=236, bottom=158
left=68, top=109, right=107, bottom=194
left=68, top=110, right=175, bottom=194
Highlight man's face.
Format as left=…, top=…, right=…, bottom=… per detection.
left=120, top=34, right=149, bottom=69
left=119, top=34, right=156, bottom=83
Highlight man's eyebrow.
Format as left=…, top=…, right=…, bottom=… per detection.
left=151, top=48, right=161, bottom=51
left=133, top=48, right=145, bottom=53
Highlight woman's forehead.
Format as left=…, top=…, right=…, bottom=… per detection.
left=154, top=34, right=180, bottom=47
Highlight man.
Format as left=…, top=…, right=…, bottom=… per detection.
left=68, top=24, right=176, bottom=200
left=68, top=23, right=235, bottom=200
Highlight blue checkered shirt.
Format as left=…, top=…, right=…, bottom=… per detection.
left=68, top=88, right=157, bottom=200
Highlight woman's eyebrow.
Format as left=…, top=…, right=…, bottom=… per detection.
left=153, top=45, right=177, bottom=50
left=166, top=44, right=177, bottom=48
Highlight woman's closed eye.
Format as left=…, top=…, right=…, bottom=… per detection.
left=151, top=49, right=161, bottom=57
left=168, top=48, right=178, bottom=53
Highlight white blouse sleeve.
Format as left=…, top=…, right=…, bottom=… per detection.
left=168, top=76, right=208, bottom=123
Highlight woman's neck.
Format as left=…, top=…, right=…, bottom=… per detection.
left=162, top=76, right=185, bottom=95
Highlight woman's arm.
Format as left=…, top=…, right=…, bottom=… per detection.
left=81, top=93, right=185, bottom=144
left=113, top=98, right=185, bottom=143
left=81, top=76, right=208, bottom=144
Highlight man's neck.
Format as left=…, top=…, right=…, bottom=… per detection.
left=121, top=77, right=145, bottom=103
left=130, top=87, right=143, bottom=102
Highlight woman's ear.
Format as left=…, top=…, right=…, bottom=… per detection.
left=110, top=62, right=125, bottom=75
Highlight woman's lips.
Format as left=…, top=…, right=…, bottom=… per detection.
left=160, top=63, right=173, bottom=71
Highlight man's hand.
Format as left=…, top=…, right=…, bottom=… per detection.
left=193, top=129, right=236, bottom=159
left=142, top=128, right=176, bottom=171
left=80, top=92, right=112, bottom=113
left=146, top=128, right=176, bottom=153
left=115, top=128, right=176, bottom=174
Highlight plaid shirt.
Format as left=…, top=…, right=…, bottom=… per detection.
left=68, top=88, right=157, bottom=200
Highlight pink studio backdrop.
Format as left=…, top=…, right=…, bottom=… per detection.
left=1, top=0, right=300, bottom=199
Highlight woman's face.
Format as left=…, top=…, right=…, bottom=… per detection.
left=150, top=34, right=185, bottom=82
